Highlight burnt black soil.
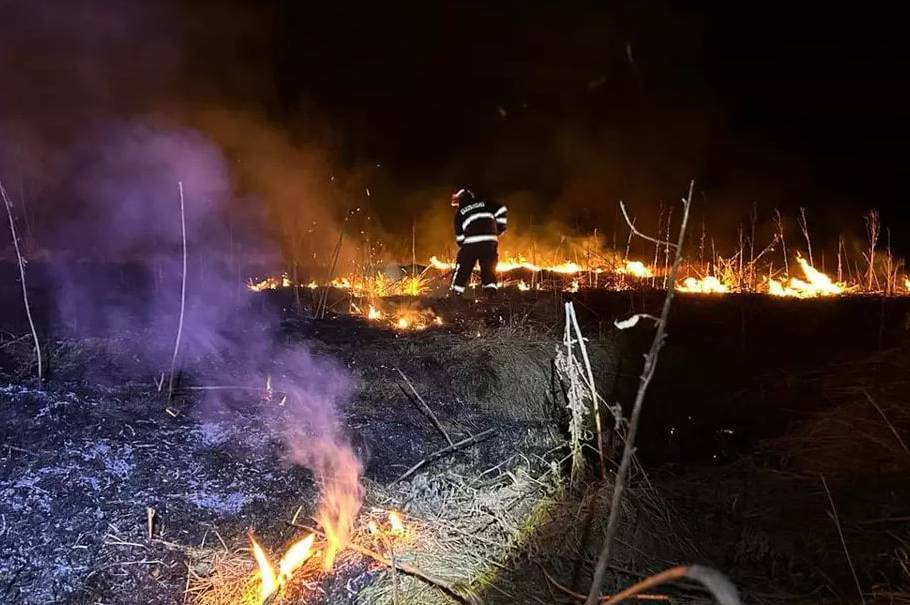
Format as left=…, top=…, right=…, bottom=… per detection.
left=2, top=273, right=910, bottom=604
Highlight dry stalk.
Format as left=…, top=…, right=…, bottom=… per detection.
left=167, top=182, right=188, bottom=401
left=863, top=390, right=910, bottom=460
left=798, top=207, right=813, bottom=267
left=569, top=302, right=606, bottom=480
left=603, top=565, right=740, bottom=605
left=820, top=474, right=866, bottom=605
left=585, top=181, right=693, bottom=605
left=0, top=178, right=42, bottom=383
left=538, top=564, right=669, bottom=603
left=865, top=210, right=880, bottom=291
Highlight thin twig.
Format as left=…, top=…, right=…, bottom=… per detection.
left=606, top=565, right=741, bottom=605
left=620, top=201, right=677, bottom=249
left=391, top=428, right=496, bottom=485
left=1, top=178, right=42, bottom=384
left=397, top=368, right=454, bottom=446
left=167, top=182, right=187, bottom=400
left=568, top=303, right=606, bottom=480
left=537, top=564, right=669, bottom=602
left=290, top=522, right=481, bottom=604
left=820, top=473, right=865, bottom=605
left=585, top=181, right=693, bottom=605
left=863, top=390, right=910, bottom=460
left=0, top=334, right=29, bottom=350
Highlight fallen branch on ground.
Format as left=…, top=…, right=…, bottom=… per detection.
left=391, top=428, right=496, bottom=485
left=290, top=522, right=482, bottom=604
left=397, top=367, right=454, bottom=446
left=537, top=563, right=669, bottom=603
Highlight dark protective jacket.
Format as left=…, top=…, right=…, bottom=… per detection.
left=453, top=197, right=508, bottom=246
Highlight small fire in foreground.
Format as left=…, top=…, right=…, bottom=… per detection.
left=249, top=532, right=315, bottom=603
left=247, top=511, right=407, bottom=603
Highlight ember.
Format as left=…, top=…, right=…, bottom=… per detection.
left=388, top=511, right=404, bottom=535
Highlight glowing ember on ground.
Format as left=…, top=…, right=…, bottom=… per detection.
left=517, top=280, right=530, bottom=291
left=564, top=279, right=579, bottom=293
left=366, top=305, right=383, bottom=320
left=388, top=511, right=404, bottom=534
left=768, top=256, right=845, bottom=298
left=329, top=277, right=353, bottom=290
left=616, top=260, right=654, bottom=278
left=248, top=274, right=292, bottom=292
left=677, top=275, right=730, bottom=294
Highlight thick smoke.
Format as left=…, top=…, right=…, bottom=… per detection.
left=50, top=116, right=364, bottom=551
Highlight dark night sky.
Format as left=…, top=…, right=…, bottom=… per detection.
left=2, top=1, right=909, bottom=254
left=189, top=2, right=909, bottom=230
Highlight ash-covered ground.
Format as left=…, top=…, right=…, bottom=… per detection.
left=2, top=284, right=910, bottom=604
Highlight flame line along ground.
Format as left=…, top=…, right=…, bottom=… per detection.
left=288, top=522, right=482, bottom=605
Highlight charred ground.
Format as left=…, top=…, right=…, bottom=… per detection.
left=1, top=275, right=909, bottom=604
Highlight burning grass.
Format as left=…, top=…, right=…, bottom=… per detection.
left=186, top=507, right=434, bottom=605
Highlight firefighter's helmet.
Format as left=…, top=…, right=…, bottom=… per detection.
left=450, top=187, right=474, bottom=206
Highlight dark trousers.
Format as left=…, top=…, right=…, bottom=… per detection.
left=451, top=241, right=498, bottom=293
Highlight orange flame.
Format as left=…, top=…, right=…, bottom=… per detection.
left=250, top=532, right=316, bottom=604
left=388, top=511, right=404, bottom=535
left=250, top=534, right=278, bottom=603
left=616, top=260, right=653, bottom=278
left=768, top=255, right=844, bottom=298
left=677, top=275, right=730, bottom=294
left=277, top=533, right=315, bottom=586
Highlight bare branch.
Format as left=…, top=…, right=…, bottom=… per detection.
left=620, top=201, right=678, bottom=249
left=166, top=182, right=187, bottom=400
left=1, top=178, right=42, bottom=383
left=585, top=180, right=694, bottom=604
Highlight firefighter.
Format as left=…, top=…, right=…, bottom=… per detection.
left=449, top=188, right=507, bottom=297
